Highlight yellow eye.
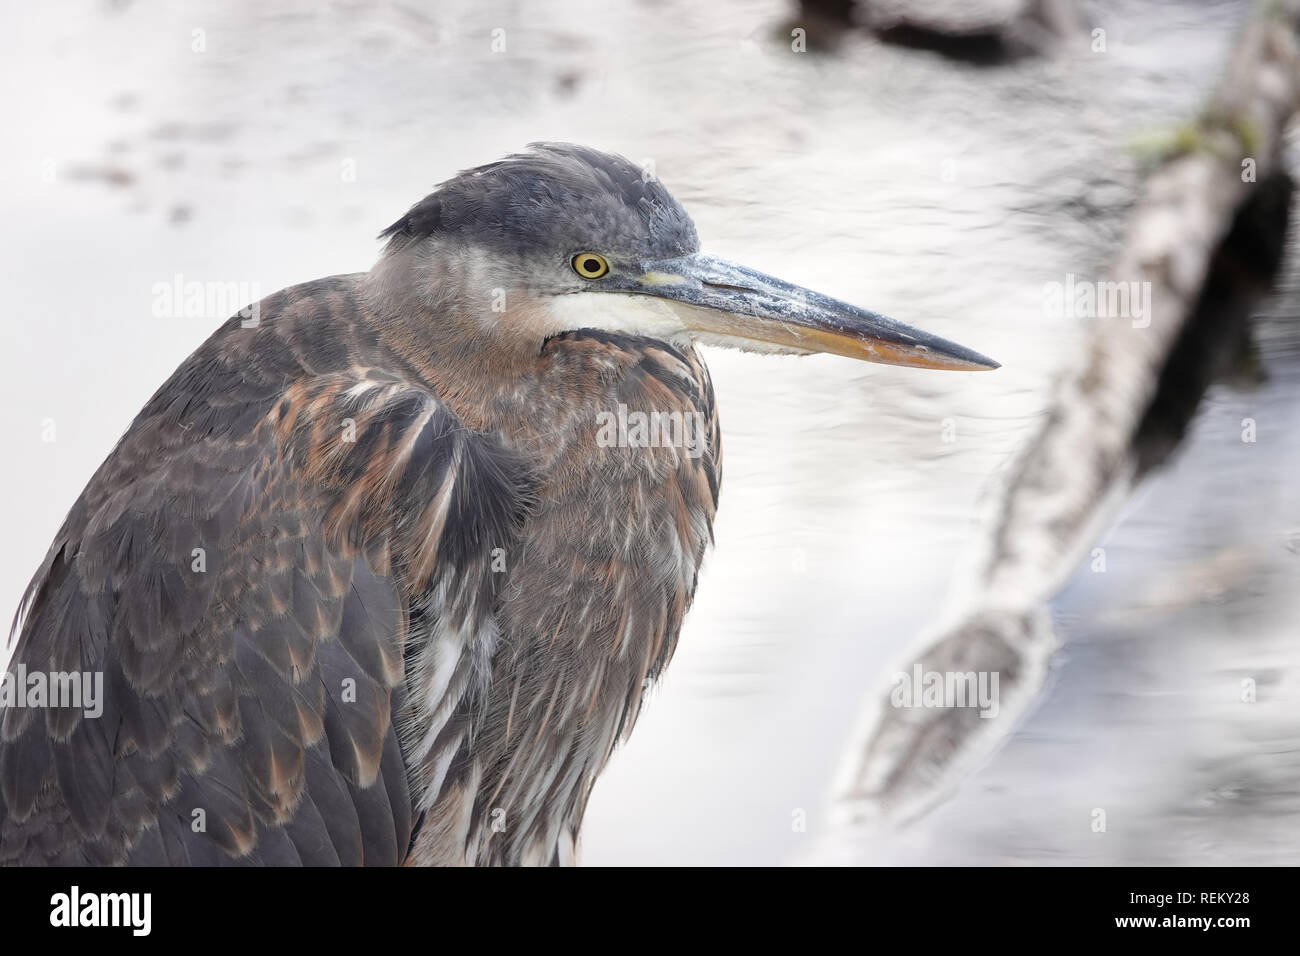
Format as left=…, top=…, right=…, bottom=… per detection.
left=571, top=252, right=610, bottom=279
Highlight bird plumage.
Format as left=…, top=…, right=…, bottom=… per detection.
left=2, top=142, right=993, bottom=866
left=1, top=258, right=719, bottom=865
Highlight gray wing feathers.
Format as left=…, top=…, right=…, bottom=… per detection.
left=1, top=286, right=527, bottom=865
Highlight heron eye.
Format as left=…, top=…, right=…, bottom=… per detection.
left=571, top=253, right=610, bottom=279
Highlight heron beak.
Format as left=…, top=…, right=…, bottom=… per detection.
left=633, top=253, right=999, bottom=371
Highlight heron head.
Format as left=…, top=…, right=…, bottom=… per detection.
left=376, top=142, right=998, bottom=371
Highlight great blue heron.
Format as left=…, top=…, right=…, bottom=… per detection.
left=0, top=143, right=996, bottom=866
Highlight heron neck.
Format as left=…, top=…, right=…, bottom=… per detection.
left=362, top=256, right=566, bottom=434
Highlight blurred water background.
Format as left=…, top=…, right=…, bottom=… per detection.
left=0, top=0, right=1295, bottom=864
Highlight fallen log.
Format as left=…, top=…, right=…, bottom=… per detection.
left=825, top=0, right=1300, bottom=844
